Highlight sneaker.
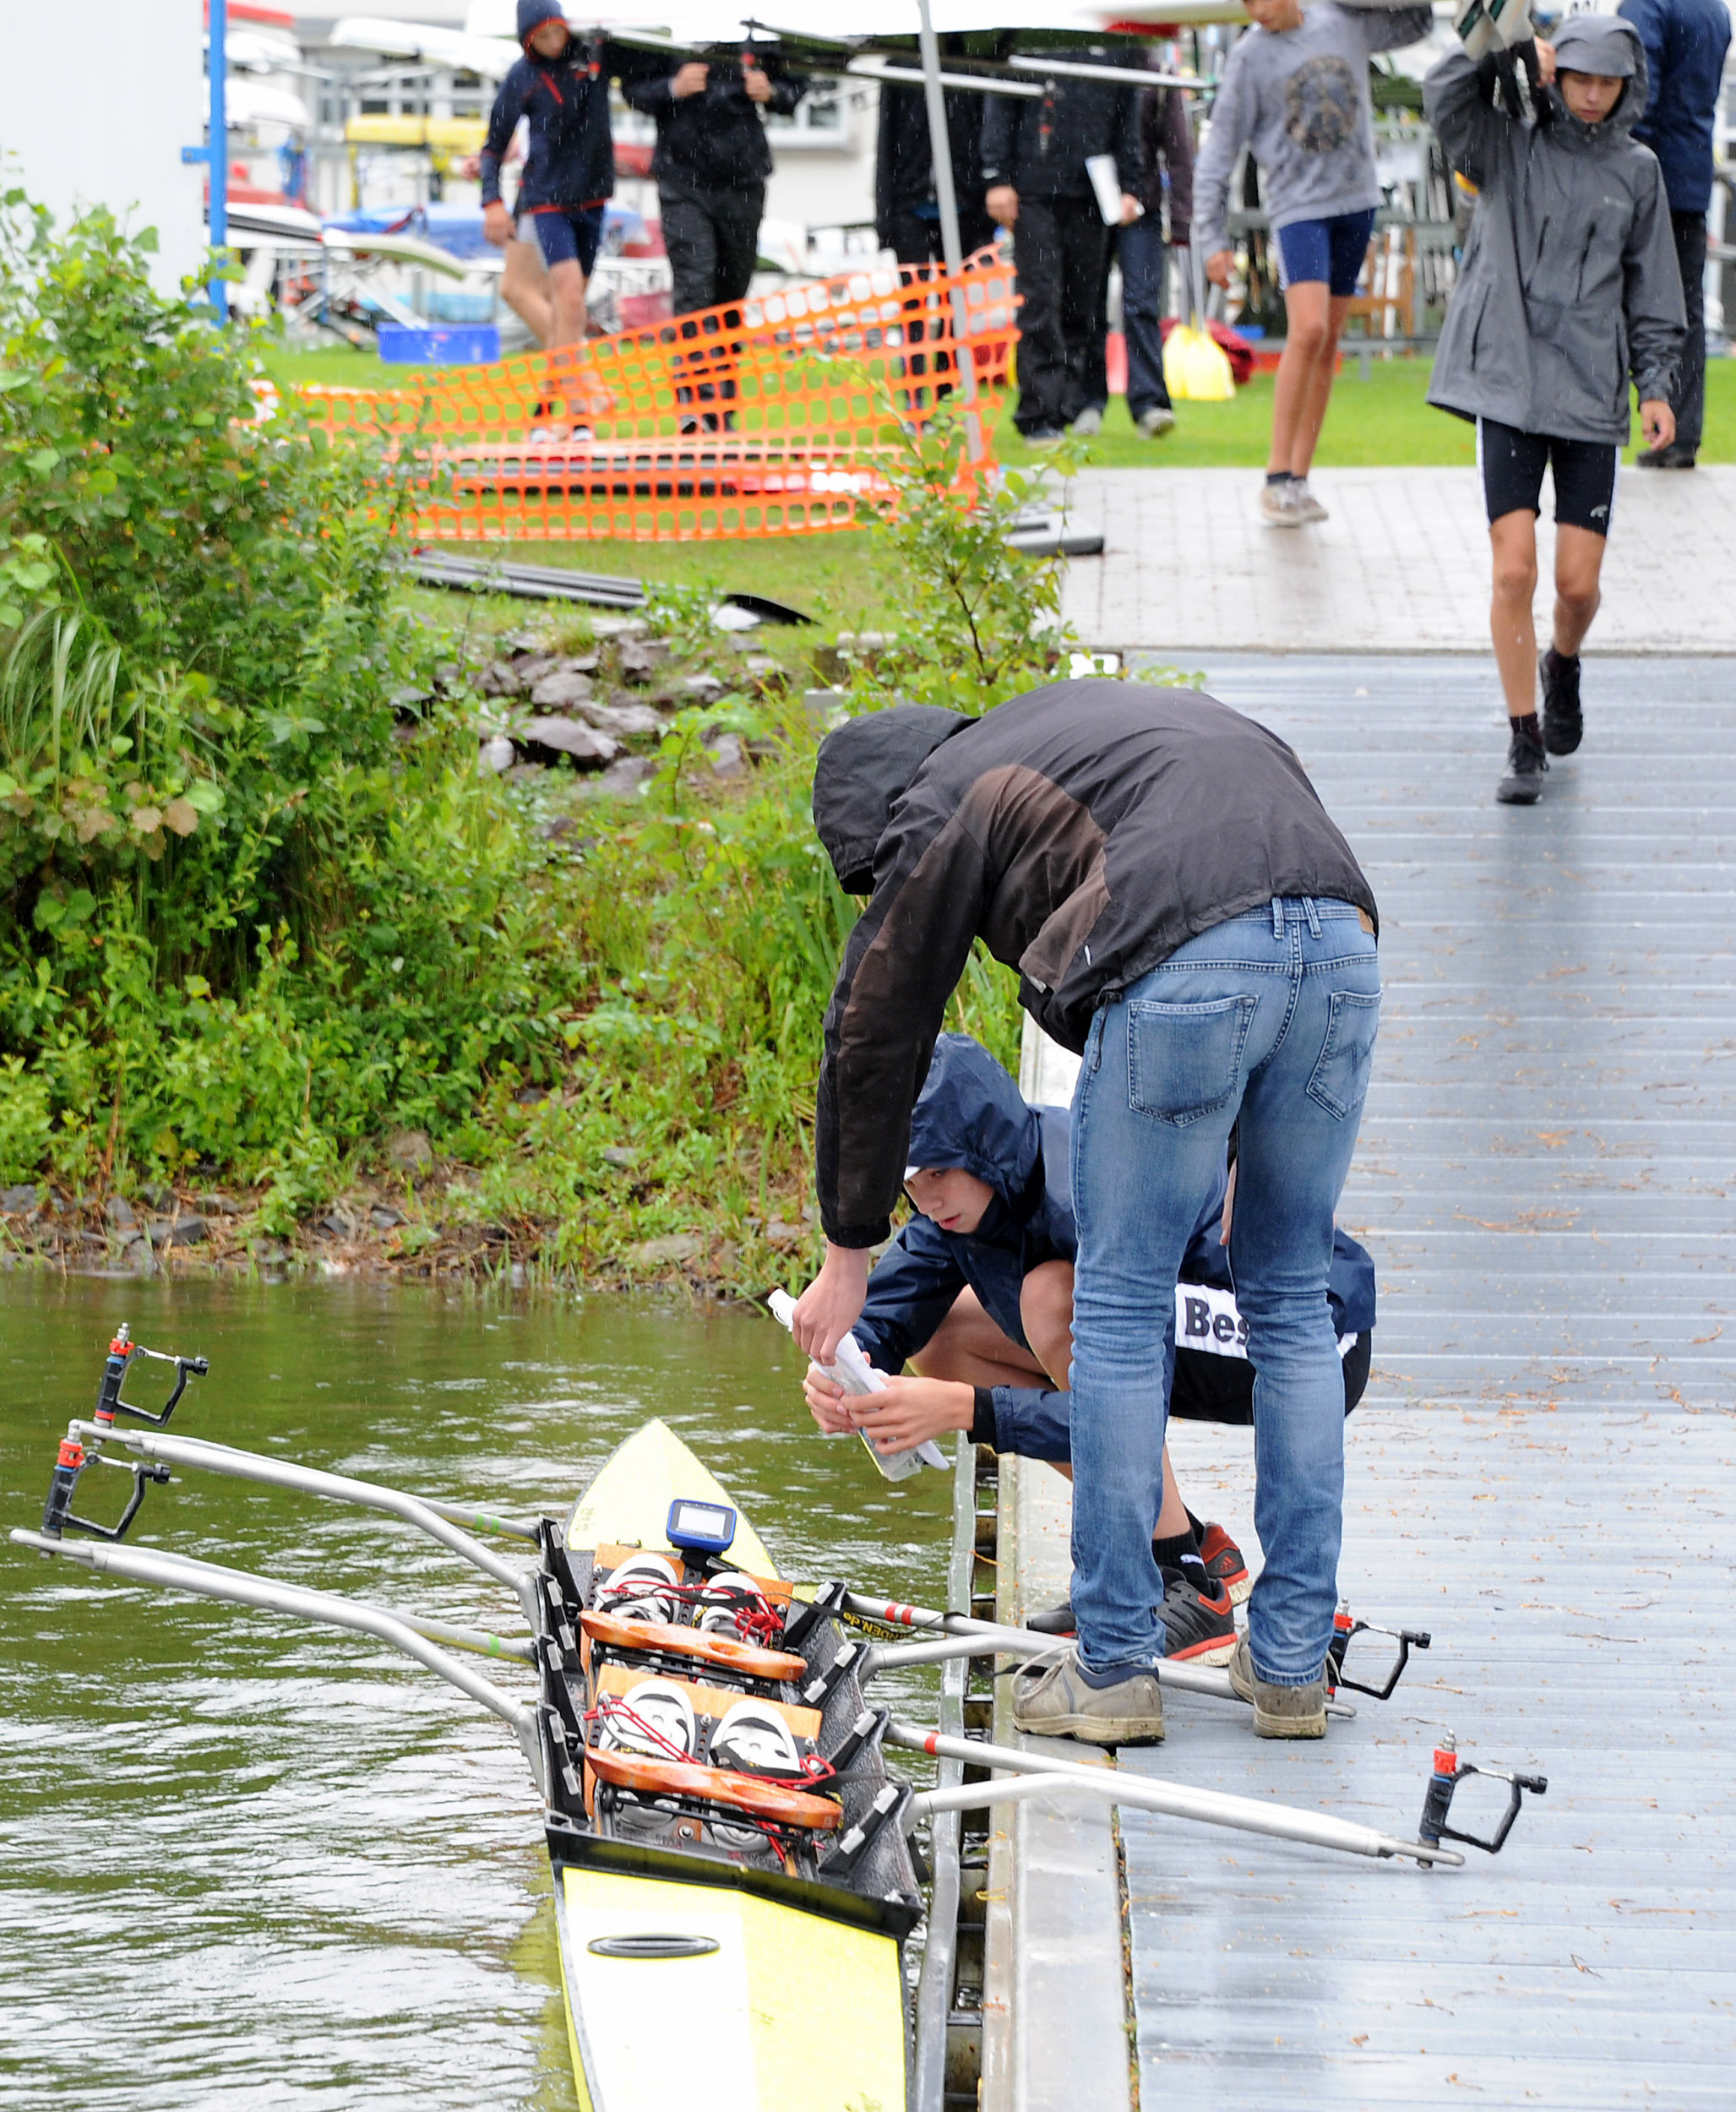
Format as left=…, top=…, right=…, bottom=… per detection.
left=1226, top=1635, right=1326, bottom=1739
left=1290, top=477, right=1330, bottom=523
left=1011, top=1647, right=1165, bottom=1745
left=1199, top=1521, right=1251, bottom=1607
left=1260, top=479, right=1305, bottom=528
left=1539, top=647, right=1582, bottom=756
left=1156, top=1571, right=1237, bottom=1665
left=1022, top=425, right=1067, bottom=449
left=1069, top=406, right=1104, bottom=438
left=1136, top=406, right=1177, bottom=438
left=1635, top=443, right=1695, bottom=469
left=1496, top=719, right=1548, bottom=805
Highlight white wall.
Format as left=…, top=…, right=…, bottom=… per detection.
left=0, top=0, right=206, bottom=291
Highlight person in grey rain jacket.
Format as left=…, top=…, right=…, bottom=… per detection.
left=1425, top=14, right=1684, bottom=806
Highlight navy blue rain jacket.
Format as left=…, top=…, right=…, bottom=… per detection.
left=479, top=3, right=621, bottom=213
left=851, top=1034, right=1376, bottom=1461
left=1619, top=0, right=1732, bottom=213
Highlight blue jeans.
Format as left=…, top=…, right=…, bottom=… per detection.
left=1068, top=898, right=1381, bottom=1685
left=1118, top=215, right=1173, bottom=419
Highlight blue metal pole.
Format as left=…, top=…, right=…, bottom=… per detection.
left=209, top=0, right=229, bottom=318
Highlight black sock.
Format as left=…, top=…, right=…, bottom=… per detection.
left=1512, top=710, right=1543, bottom=746
left=1265, top=469, right=1295, bottom=486
left=1153, top=1527, right=1208, bottom=1594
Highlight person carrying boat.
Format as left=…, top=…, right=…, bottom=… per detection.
left=790, top=684, right=1380, bottom=1746
left=800, top=1033, right=1377, bottom=1664
left=480, top=3, right=632, bottom=351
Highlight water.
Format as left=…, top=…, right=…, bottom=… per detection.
left=0, top=1277, right=958, bottom=2109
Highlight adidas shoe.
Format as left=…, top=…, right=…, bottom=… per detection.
left=1156, top=1570, right=1237, bottom=1665
left=1199, top=1521, right=1251, bottom=1607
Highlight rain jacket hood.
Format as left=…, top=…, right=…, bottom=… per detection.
left=517, top=0, right=565, bottom=44
left=905, top=1035, right=1042, bottom=1206
left=1424, top=27, right=1684, bottom=444
left=813, top=705, right=969, bottom=895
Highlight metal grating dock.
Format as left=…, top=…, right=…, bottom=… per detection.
left=1115, top=655, right=1736, bottom=2109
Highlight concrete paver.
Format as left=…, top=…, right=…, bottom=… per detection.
left=1059, top=465, right=1736, bottom=656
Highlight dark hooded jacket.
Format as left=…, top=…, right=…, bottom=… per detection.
left=479, top=3, right=623, bottom=213
left=622, top=49, right=803, bottom=193
left=1425, top=19, right=1685, bottom=443
left=850, top=1035, right=1376, bottom=1459
left=978, top=52, right=1143, bottom=203
left=874, top=80, right=994, bottom=251
left=810, top=687, right=1376, bottom=1248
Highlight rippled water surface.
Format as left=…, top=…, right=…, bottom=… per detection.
left=0, top=1277, right=956, bottom=2109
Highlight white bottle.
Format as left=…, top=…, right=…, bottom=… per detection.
left=768, top=1289, right=947, bottom=1483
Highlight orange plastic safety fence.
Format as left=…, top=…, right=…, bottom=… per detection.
left=303, top=248, right=1019, bottom=543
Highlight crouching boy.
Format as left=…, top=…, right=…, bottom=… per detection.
left=1425, top=14, right=1685, bottom=804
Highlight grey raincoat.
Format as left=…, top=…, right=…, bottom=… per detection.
left=1424, top=17, right=1684, bottom=444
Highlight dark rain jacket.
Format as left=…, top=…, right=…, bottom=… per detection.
left=1619, top=0, right=1732, bottom=213
left=850, top=1034, right=1376, bottom=1460
left=623, top=52, right=803, bottom=194
left=978, top=52, right=1143, bottom=202
left=1138, top=82, right=1195, bottom=243
left=1424, top=19, right=1685, bottom=443
left=874, top=80, right=993, bottom=247
left=810, top=687, right=1377, bottom=1249
left=479, top=3, right=622, bottom=212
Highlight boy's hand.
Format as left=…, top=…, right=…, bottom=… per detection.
left=482, top=201, right=514, bottom=248
left=672, top=61, right=710, bottom=97
left=1532, top=39, right=1556, bottom=84
left=842, top=1375, right=975, bottom=1453
left=1205, top=248, right=1234, bottom=289
left=743, top=58, right=774, bottom=103
left=803, top=1364, right=857, bottom=1434
left=792, top=1243, right=869, bottom=1364
left=1639, top=399, right=1675, bottom=451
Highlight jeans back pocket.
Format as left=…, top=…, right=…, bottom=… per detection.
left=1127, top=994, right=1257, bottom=1126
left=1306, top=988, right=1382, bottom=1122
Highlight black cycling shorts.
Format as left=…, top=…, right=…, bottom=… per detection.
left=1168, top=1330, right=1371, bottom=1426
left=1478, top=417, right=1619, bottom=536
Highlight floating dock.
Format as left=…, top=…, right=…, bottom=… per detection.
left=931, top=656, right=1735, bottom=2109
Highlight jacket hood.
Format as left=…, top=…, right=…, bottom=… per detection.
left=518, top=0, right=568, bottom=49
left=906, top=1036, right=1042, bottom=1206
left=1549, top=15, right=1649, bottom=133
left=813, top=705, right=970, bottom=894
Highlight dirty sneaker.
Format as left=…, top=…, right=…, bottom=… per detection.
left=1290, top=477, right=1329, bottom=523
left=1226, top=1635, right=1326, bottom=1738
left=1496, top=716, right=1548, bottom=805
left=1199, top=1521, right=1251, bottom=1606
left=1260, top=477, right=1305, bottom=527
left=1157, top=1572, right=1237, bottom=1664
left=1011, top=1647, right=1165, bottom=1745
left=1539, top=648, right=1583, bottom=755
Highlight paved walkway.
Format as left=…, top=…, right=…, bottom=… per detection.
left=1060, top=466, right=1736, bottom=656
left=1005, top=655, right=1736, bottom=2109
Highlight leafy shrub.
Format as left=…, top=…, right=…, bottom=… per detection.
left=0, top=1055, right=51, bottom=1185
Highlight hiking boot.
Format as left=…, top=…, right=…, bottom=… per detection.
left=1157, top=1571, right=1237, bottom=1665
left=1226, top=1635, right=1327, bottom=1739
left=1011, top=1647, right=1165, bottom=1745
left=1069, top=406, right=1104, bottom=438
left=1540, top=648, right=1583, bottom=756
left=1496, top=720, right=1548, bottom=805
left=1260, top=479, right=1305, bottom=527
left=1290, top=477, right=1330, bottom=523
left=1199, top=1521, right=1251, bottom=1607
left=1136, top=406, right=1176, bottom=438
left=1635, top=443, right=1695, bottom=469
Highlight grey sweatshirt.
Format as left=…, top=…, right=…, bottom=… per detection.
left=1193, top=2, right=1434, bottom=260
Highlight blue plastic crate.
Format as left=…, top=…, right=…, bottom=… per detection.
left=377, top=324, right=500, bottom=366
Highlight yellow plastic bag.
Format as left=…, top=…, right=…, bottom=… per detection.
left=1163, top=323, right=1235, bottom=402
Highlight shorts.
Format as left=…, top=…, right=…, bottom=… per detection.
left=527, top=203, right=606, bottom=274
left=1274, top=207, right=1376, bottom=296
left=1478, top=417, right=1619, bottom=536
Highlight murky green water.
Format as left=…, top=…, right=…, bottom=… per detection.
left=0, top=1277, right=956, bottom=2109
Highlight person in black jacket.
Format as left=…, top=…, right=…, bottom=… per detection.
left=789, top=687, right=1380, bottom=1749
left=623, top=45, right=804, bottom=314
left=980, top=57, right=1144, bottom=441
left=480, top=2, right=623, bottom=348
left=799, top=1034, right=1379, bottom=1663
left=873, top=78, right=994, bottom=265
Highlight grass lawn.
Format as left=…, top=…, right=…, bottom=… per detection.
left=258, top=341, right=1734, bottom=615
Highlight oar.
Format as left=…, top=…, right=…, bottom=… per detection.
left=841, top=1591, right=1354, bottom=1717
left=887, top=1721, right=1460, bottom=1868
